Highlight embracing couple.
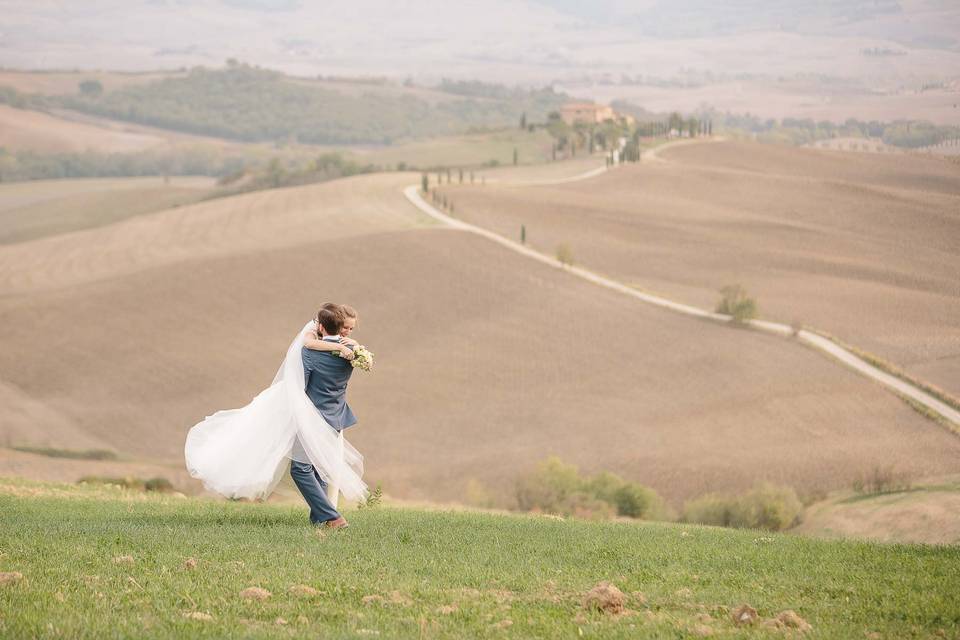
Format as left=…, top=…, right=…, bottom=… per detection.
left=184, top=303, right=372, bottom=529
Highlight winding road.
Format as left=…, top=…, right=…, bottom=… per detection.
left=403, top=142, right=960, bottom=429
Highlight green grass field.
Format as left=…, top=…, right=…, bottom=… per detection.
left=1, top=479, right=957, bottom=639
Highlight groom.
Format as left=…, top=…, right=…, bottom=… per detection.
left=290, top=304, right=358, bottom=530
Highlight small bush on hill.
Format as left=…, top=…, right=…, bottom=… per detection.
left=852, top=466, right=912, bottom=495
left=716, top=284, right=757, bottom=323
left=78, top=476, right=174, bottom=493
left=516, top=457, right=582, bottom=514
left=683, top=483, right=802, bottom=531
left=358, top=484, right=383, bottom=509
left=143, top=477, right=175, bottom=493
left=612, top=483, right=670, bottom=520
left=682, top=493, right=740, bottom=527
left=565, top=491, right=617, bottom=520
left=515, top=457, right=667, bottom=520
left=735, top=483, right=804, bottom=530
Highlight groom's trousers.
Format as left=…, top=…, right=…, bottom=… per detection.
left=290, top=461, right=341, bottom=524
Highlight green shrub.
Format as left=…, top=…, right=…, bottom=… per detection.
left=358, top=484, right=384, bottom=509
left=78, top=476, right=175, bottom=493
left=734, top=483, right=803, bottom=530
left=564, top=491, right=616, bottom=520
left=143, top=477, right=175, bottom=493
left=583, top=471, right=623, bottom=503
left=716, top=284, right=757, bottom=323
left=612, top=483, right=670, bottom=520
left=78, top=476, right=145, bottom=491
left=682, top=493, right=740, bottom=527
left=556, top=243, right=574, bottom=267
left=683, top=483, right=802, bottom=531
left=515, top=457, right=582, bottom=513
left=515, top=458, right=666, bottom=521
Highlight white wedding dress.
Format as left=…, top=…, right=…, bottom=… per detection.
left=184, top=321, right=368, bottom=503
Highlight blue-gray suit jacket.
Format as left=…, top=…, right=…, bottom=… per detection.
left=302, top=340, right=357, bottom=431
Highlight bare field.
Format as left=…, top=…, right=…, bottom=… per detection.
left=0, top=104, right=169, bottom=153
left=0, top=104, right=312, bottom=155
left=441, top=141, right=960, bottom=397
left=0, top=173, right=429, bottom=295
left=476, top=154, right=606, bottom=184
left=2, top=173, right=959, bottom=506
left=0, top=176, right=216, bottom=244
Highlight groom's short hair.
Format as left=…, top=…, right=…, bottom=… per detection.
left=317, top=306, right=345, bottom=335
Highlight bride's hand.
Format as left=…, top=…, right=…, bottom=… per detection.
left=339, top=344, right=356, bottom=360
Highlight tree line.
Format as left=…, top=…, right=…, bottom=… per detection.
left=42, top=65, right=566, bottom=146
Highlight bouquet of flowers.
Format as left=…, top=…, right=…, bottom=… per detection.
left=348, top=345, right=374, bottom=372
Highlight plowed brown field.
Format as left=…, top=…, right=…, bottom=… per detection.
left=441, top=141, right=960, bottom=398
left=2, top=167, right=959, bottom=505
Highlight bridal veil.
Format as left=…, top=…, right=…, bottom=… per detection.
left=184, top=321, right=367, bottom=502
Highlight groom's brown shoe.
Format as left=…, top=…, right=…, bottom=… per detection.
left=324, top=516, right=349, bottom=530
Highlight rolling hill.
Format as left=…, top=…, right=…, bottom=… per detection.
left=440, top=140, right=960, bottom=399
left=1, top=161, right=959, bottom=507
left=0, top=176, right=217, bottom=244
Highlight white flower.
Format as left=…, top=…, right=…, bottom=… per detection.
left=351, top=346, right=375, bottom=372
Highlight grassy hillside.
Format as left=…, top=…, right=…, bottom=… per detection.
left=440, top=140, right=960, bottom=397
left=0, top=478, right=957, bottom=639
left=50, top=65, right=566, bottom=145
left=794, top=477, right=960, bottom=545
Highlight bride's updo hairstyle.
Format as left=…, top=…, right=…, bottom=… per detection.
left=341, top=304, right=358, bottom=325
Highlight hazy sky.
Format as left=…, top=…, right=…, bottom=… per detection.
left=1, top=0, right=957, bottom=84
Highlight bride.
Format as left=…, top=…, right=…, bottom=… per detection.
left=184, top=305, right=368, bottom=504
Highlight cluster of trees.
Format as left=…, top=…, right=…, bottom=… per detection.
left=50, top=65, right=566, bottom=145
left=0, top=85, right=36, bottom=109
left=0, top=142, right=380, bottom=191
left=542, top=112, right=636, bottom=160
left=219, top=152, right=377, bottom=196
left=881, top=121, right=959, bottom=148
left=0, top=147, right=248, bottom=182
left=515, top=457, right=670, bottom=521
left=708, top=111, right=960, bottom=148
left=438, top=78, right=561, bottom=105
left=511, top=456, right=804, bottom=531
left=610, top=98, right=960, bottom=149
